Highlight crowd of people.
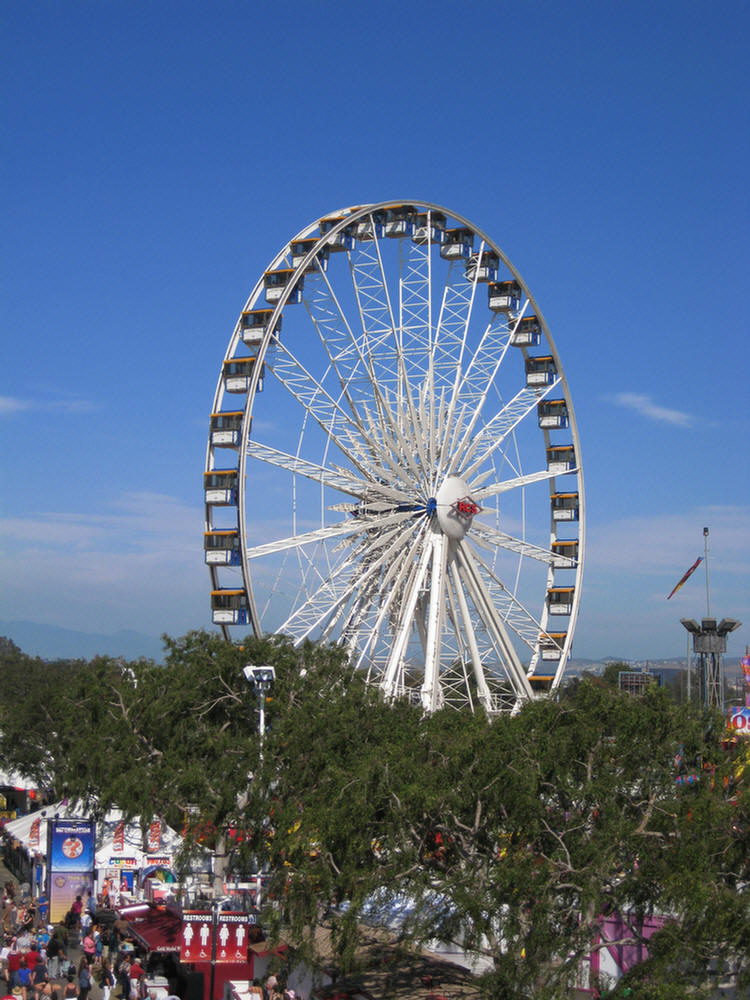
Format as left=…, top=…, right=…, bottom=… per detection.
left=0, top=882, right=162, bottom=1000
left=0, top=879, right=305, bottom=1000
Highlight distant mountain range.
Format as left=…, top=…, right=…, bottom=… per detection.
left=0, top=620, right=167, bottom=662
left=1, top=619, right=696, bottom=673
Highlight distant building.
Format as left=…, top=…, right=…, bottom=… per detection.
left=618, top=670, right=662, bottom=696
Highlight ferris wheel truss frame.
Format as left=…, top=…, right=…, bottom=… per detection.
left=204, top=200, right=585, bottom=715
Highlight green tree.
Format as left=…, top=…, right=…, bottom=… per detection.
left=3, top=634, right=748, bottom=996
left=240, top=669, right=749, bottom=998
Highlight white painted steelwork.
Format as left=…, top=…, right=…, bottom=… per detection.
left=205, top=201, right=585, bottom=713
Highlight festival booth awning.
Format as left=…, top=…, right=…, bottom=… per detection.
left=3, top=801, right=87, bottom=851
left=3, top=803, right=188, bottom=881
left=117, top=902, right=183, bottom=953
left=95, top=811, right=184, bottom=874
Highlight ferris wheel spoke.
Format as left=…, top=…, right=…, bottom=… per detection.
left=447, top=559, right=493, bottom=711
left=443, top=313, right=522, bottom=479
left=246, top=440, right=365, bottom=497
left=460, top=379, right=561, bottom=482
left=348, top=228, right=400, bottom=387
left=470, top=522, right=562, bottom=566
left=326, top=519, right=423, bottom=646
left=463, top=538, right=545, bottom=649
left=453, top=541, right=534, bottom=700
left=283, top=517, right=422, bottom=642
left=381, top=532, right=435, bottom=697
left=307, top=264, right=419, bottom=459
left=473, top=467, right=559, bottom=501
left=245, top=509, right=416, bottom=561
left=268, top=343, right=378, bottom=469
left=352, top=520, right=431, bottom=673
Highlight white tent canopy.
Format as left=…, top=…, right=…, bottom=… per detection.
left=4, top=803, right=181, bottom=868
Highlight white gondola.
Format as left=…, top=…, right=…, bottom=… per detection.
left=525, top=355, right=556, bottom=387
left=465, top=249, right=499, bottom=283
left=223, top=356, right=264, bottom=394
left=211, top=589, right=250, bottom=625
left=353, top=209, right=385, bottom=240
left=439, top=226, right=474, bottom=259
left=290, top=237, right=329, bottom=271
left=264, top=268, right=302, bottom=304
left=204, top=530, right=241, bottom=566
left=488, top=280, right=521, bottom=314
left=241, top=308, right=280, bottom=348
left=539, top=632, right=568, bottom=660
left=204, top=469, right=238, bottom=506
left=510, top=315, right=542, bottom=347
left=551, top=493, right=580, bottom=521
left=551, top=540, right=579, bottom=568
left=537, top=399, right=569, bottom=429
left=319, top=216, right=355, bottom=251
left=547, top=587, right=575, bottom=616
left=210, top=411, right=245, bottom=447
left=412, top=210, right=446, bottom=245
left=383, top=205, right=417, bottom=238
left=546, top=445, right=576, bottom=474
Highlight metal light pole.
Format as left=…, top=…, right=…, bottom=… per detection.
left=242, top=665, right=275, bottom=910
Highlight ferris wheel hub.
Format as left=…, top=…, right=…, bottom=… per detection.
left=435, top=475, right=481, bottom=540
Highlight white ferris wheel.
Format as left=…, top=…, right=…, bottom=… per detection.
left=205, top=202, right=585, bottom=715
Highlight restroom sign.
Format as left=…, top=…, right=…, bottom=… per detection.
left=215, top=913, right=250, bottom=963
left=181, top=911, right=213, bottom=961
left=180, top=911, right=251, bottom=963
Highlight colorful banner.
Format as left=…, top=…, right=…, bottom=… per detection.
left=666, top=556, right=702, bottom=599
left=729, top=707, right=750, bottom=732
left=113, top=821, right=125, bottom=852
left=29, top=817, right=41, bottom=847
left=47, top=819, right=96, bottom=923
left=148, top=820, right=162, bottom=852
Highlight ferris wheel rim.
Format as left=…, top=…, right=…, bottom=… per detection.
left=205, top=200, right=585, bottom=711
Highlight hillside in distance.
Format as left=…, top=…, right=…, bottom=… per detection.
left=0, top=620, right=168, bottom=663
left=2, top=619, right=699, bottom=674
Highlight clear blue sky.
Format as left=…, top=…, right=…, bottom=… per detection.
left=2, top=1, right=748, bottom=662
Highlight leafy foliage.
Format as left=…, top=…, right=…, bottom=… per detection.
left=1, top=633, right=748, bottom=996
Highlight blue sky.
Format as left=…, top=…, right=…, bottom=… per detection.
left=2, top=0, right=748, bottom=663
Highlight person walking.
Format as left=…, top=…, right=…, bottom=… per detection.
left=76, top=959, right=91, bottom=1000
left=98, top=960, right=114, bottom=1000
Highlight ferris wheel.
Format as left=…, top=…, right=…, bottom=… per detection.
left=204, top=201, right=584, bottom=715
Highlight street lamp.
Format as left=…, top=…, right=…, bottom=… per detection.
left=243, top=665, right=275, bottom=743
left=243, top=665, right=275, bottom=909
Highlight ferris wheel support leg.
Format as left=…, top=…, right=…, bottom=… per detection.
left=421, top=529, right=448, bottom=713
left=455, top=542, right=534, bottom=703
left=448, top=557, right=493, bottom=713
left=381, top=533, right=434, bottom=699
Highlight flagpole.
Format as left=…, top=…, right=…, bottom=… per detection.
left=703, top=526, right=710, bottom=617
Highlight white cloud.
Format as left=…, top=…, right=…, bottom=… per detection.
left=586, top=504, right=750, bottom=578
left=609, top=392, right=694, bottom=427
left=0, top=394, right=97, bottom=416
left=0, top=396, right=32, bottom=414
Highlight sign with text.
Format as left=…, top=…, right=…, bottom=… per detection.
left=179, top=911, right=251, bottom=964
left=47, top=819, right=96, bottom=923
left=215, top=912, right=251, bottom=963
left=181, top=911, right=213, bottom=962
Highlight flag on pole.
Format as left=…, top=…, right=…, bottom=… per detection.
left=666, top=556, right=703, bottom=599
